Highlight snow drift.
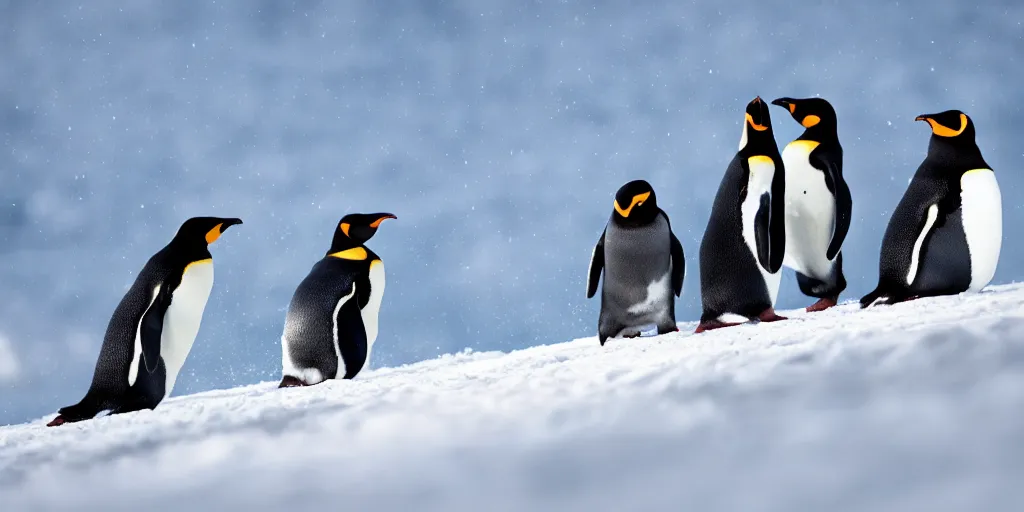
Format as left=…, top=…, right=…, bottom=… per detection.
left=2, top=284, right=1024, bottom=511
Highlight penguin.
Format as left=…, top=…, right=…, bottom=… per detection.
left=279, top=212, right=396, bottom=387
left=586, top=180, right=684, bottom=345
left=860, top=110, right=1002, bottom=307
left=696, top=96, right=787, bottom=333
left=47, top=216, right=243, bottom=427
left=770, top=97, right=852, bottom=312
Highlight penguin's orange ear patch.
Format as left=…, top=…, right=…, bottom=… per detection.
left=205, top=223, right=223, bottom=244
left=745, top=113, right=768, bottom=131
left=801, top=115, right=821, bottom=128
left=340, top=222, right=351, bottom=237
left=788, top=103, right=796, bottom=114
left=614, top=191, right=651, bottom=218
left=918, top=113, right=968, bottom=137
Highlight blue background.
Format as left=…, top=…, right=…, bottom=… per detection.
left=1, top=0, right=1021, bottom=425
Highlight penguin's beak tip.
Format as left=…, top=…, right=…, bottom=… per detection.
left=914, top=115, right=928, bottom=122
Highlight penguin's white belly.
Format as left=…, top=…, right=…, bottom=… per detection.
left=960, top=168, right=1002, bottom=291
left=740, top=156, right=781, bottom=305
left=612, top=271, right=672, bottom=337
left=625, top=272, right=671, bottom=316
left=781, top=145, right=836, bottom=278
left=160, top=259, right=214, bottom=397
left=358, top=260, right=386, bottom=374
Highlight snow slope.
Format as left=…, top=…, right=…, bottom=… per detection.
left=2, top=284, right=1024, bottom=511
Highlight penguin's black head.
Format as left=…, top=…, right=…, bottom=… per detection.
left=770, top=97, right=837, bottom=131
left=612, top=179, right=658, bottom=225
left=739, top=96, right=778, bottom=154
left=331, top=212, right=396, bottom=250
left=915, top=109, right=976, bottom=143
left=173, top=216, right=243, bottom=247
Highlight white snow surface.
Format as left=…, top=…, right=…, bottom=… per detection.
left=3, top=284, right=1024, bottom=511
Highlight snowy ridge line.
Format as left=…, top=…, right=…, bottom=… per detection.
left=3, top=284, right=1023, bottom=435
left=0, top=284, right=1023, bottom=510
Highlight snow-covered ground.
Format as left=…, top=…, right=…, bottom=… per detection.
left=2, top=284, right=1024, bottom=511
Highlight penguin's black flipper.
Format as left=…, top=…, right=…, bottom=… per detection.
left=754, top=193, right=773, bottom=272
left=139, top=282, right=174, bottom=374
left=821, top=157, right=852, bottom=261
left=334, top=285, right=368, bottom=380
left=586, top=230, right=606, bottom=299
left=354, top=267, right=372, bottom=310
left=669, top=231, right=685, bottom=297
left=768, top=162, right=787, bottom=273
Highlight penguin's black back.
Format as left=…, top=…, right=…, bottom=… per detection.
left=65, top=243, right=210, bottom=416
left=875, top=160, right=972, bottom=298
left=283, top=252, right=376, bottom=380
left=866, top=123, right=994, bottom=307
left=699, top=154, right=773, bottom=321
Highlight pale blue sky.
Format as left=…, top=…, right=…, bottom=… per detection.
left=1, top=0, right=1021, bottom=425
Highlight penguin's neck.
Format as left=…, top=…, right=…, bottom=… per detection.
left=611, top=210, right=658, bottom=228
left=927, top=136, right=988, bottom=170
left=166, top=237, right=213, bottom=263
left=798, top=124, right=837, bottom=146
left=327, top=232, right=364, bottom=255
left=740, top=131, right=779, bottom=159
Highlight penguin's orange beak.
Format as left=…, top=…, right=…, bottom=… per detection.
left=370, top=214, right=397, bottom=228
left=771, top=98, right=796, bottom=114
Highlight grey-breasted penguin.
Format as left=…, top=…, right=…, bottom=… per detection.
left=696, top=96, right=787, bottom=333
left=586, top=180, right=684, bottom=346
left=860, top=110, right=1002, bottom=307
left=47, top=216, right=243, bottom=427
left=279, top=212, right=395, bottom=387
left=771, top=97, right=852, bottom=312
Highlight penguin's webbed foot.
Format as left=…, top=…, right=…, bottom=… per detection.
left=46, top=415, right=69, bottom=427
left=278, top=376, right=308, bottom=388
left=757, top=308, right=788, bottom=322
left=48, top=400, right=101, bottom=427
left=806, top=297, right=838, bottom=312
left=694, top=320, right=743, bottom=334
left=862, top=293, right=916, bottom=308
left=657, top=324, right=681, bottom=335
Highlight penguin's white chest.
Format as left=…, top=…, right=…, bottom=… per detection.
left=358, top=260, right=386, bottom=373
left=160, top=259, right=214, bottom=396
left=781, top=140, right=836, bottom=277
left=960, top=168, right=1002, bottom=291
left=740, top=156, right=781, bottom=304
left=625, top=271, right=672, bottom=316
